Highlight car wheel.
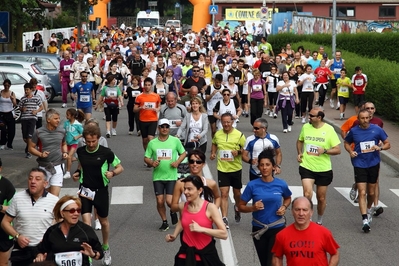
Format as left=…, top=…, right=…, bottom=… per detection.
left=46, top=87, right=55, bottom=102
left=13, top=102, right=21, bottom=123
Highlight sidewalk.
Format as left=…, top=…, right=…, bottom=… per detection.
left=322, top=101, right=399, bottom=173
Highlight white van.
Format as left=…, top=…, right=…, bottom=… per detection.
left=165, top=20, right=181, bottom=32
left=136, top=11, right=160, bottom=31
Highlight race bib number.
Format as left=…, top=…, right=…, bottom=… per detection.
left=55, top=252, right=82, bottom=266
left=185, top=101, right=191, bottom=107
left=132, top=90, right=141, bottom=97
left=190, top=52, right=196, bottom=57
left=235, top=77, right=239, bottom=82
left=157, top=88, right=166, bottom=96
left=107, top=91, right=117, bottom=97
left=157, top=149, right=172, bottom=160
left=253, top=85, right=262, bottom=92
left=333, top=68, right=341, bottom=74
left=306, top=144, right=320, bottom=156
left=80, top=95, right=90, bottom=102
left=219, top=150, right=233, bottom=161
left=360, top=141, right=375, bottom=153
left=64, top=65, right=71, bottom=71
left=169, top=120, right=179, bottom=128
left=144, top=102, right=155, bottom=108
left=355, top=79, right=364, bottom=86
left=78, top=66, right=84, bottom=71
left=340, top=86, right=348, bottom=93
left=262, top=72, right=270, bottom=78
left=79, top=186, right=96, bottom=201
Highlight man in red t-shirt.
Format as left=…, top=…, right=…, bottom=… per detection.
left=272, top=197, right=340, bottom=266
left=351, top=66, right=368, bottom=113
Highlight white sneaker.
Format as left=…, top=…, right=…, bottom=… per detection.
left=95, top=219, right=102, bottom=230
left=128, top=131, right=133, bottom=135
left=329, top=99, right=334, bottom=109
left=63, top=171, right=71, bottom=179
left=102, top=248, right=112, bottom=265
left=264, top=110, right=269, bottom=115
left=61, top=103, right=67, bottom=108
left=106, top=131, right=111, bottom=138
left=0, top=145, right=4, bottom=150
left=283, top=129, right=288, bottom=133
left=336, top=102, right=340, bottom=110
left=340, top=113, right=344, bottom=120
left=269, top=112, right=273, bottom=117
left=301, top=117, right=306, bottom=124
left=288, top=125, right=292, bottom=132
left=111, top=129, right=117, bottom=136
left=273, top=113, right=277, bottom=118
left=72, top=101, right=76, bottom=107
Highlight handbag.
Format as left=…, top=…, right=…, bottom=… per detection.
left=94, top=75, right=102, bottom=85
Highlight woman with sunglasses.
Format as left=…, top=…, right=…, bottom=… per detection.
left=213, top=88, right=242, bottom=131
left=34, top=195, right=103, bottom=265
left=238, top=148, right=291, bottom=266
left=166, top=175, right=227, bottom=266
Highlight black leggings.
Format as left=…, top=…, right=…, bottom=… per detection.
left=252, top=226, right=285, bottom=266
left=250, top=98, right=264, bottom=125
left=0, top=111, right=16, bottom=148
left=301, top=92, right=314, bottom=114
left=104, top=107, right=119, bottom=122
left=278, top=100, right=294, bottom=130
left=127, top=104, right=140, bottom=132
left=316, top=83, right=328, bottom=107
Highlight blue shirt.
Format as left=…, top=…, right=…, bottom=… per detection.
left=345, top=124, right=388, bottom=168
left=307, top=59, right=321, bottom=70
left=72, top=82, right=94, bottom=108
left=241, top=177, right=291, bottom=228
left=329, top=58, right=344, bottom=79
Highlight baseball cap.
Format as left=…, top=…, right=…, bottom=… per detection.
left=158, top=118, right=170, bottom=126
left=323, top=53, right=328, bottom=58
left=192, top=59, right=199, bottom=63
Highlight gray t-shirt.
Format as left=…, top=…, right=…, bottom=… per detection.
left=159, top=103, right=187, bottom=136
left=32, top=126, right=66, bottom=165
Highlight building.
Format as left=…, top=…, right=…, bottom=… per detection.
left=214, top=0, right=399, bottom=21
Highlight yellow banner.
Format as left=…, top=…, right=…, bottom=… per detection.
left=225, top=8, right=278, bottom=21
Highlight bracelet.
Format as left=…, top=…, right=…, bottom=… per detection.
left=90, top=251, right=97, bottom=258
left=282, top=205, right=288, bottom=209
left=276, top=164, right=281, bottom=168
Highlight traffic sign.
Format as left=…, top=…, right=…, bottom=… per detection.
left=209, top=5, right=218, bottom=15
left=175, top=3, right=180, bottom=8
left=260, top=6, right=268, bottom=19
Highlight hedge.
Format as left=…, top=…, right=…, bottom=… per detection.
left=288, top=42, right=399, bottom=122
left=267, top=33, right=399, bottom=64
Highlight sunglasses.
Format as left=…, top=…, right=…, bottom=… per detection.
left=192, top=70, right=200, bottom=72
left=159, top=125, right=170, bottom=129
left=253, top=127, right=264, bottom=130
left=308, top=114, right=317, bottom=118
left=223, top=93, right=230, bottom=96
left=189, top=159, right=203, bottom=164
left=63, top=208, right=81, bottom=214
left=366, top=107, right=375, bottom=110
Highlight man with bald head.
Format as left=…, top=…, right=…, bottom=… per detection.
left=179, top=86, right=203, bottom=112
left=272, top=197, right=340, bottom=266
left=296, top=107, right=341, bottom=225
left=160, top=92, right=187, bottom=136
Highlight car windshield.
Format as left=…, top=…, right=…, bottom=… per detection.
left=166, top=21, right=180, bottom=27
left=137, top=18, right=159, bottom=27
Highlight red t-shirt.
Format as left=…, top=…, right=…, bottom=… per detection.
left=314, top=67, right=332, bottom=83
left=351, top=73, right=367, bottom=95
left=272, top=222, right=340, bottom=266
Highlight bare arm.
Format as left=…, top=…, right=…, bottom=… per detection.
left=296, top=139, right=304, bottom=163
left=272, top=255, right=283, bottom=266
left=325, top=144, right=341, bottom=156
left=208, top=179, right=221, bottom=209
left=171, top=180, right=184, bottom=213
left=329, top=250, right=340, bottom=266
left=193, top=203, right=227, bottom=240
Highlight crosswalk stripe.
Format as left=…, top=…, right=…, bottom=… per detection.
left=110, top=186, right=143, bottom=204
left=390, top=189, right=399, bottom=197
left=228, top=185, right=318, bottom=205
left=334, top=187, right=387, bottom=207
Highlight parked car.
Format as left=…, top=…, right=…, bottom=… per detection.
left=165, top=20, right=182, bottom=32
left=0, top=52, right=61, bottom=102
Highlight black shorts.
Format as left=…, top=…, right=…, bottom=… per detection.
left=218, top=169, right=242, bottom=189
left=330, top=79, right=337, bottom=89
left=241, top=94, right=248, bottom=104
left=353, top=94, right=365, bottom=107
left=21, top=119, right=36, bottom=139
left=268, top=92, right=278, bottom=105
left=104, top=107, right=119, bottom=122
left=140, top=121, right=157, bottom=138
left=0, top=239, right=13, bottom=252
left=299, top=166, right=333, bottom=186
left=80, top=186, right=109, bottom=218
left=153, top=180, right=176, bottom=196
left=354, top=164, right=380, bottom=184
left=208, top=115, right=217, bottom=125
left=338, top=96, right=349, bottom=105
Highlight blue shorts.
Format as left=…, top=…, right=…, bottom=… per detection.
left=78, top=106, right=92, bottom=114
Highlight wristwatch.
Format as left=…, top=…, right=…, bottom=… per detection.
left=14, top=233, right=20, bottom=240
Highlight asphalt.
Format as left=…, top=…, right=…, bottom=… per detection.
left=321, top=101, right=399, bottom=173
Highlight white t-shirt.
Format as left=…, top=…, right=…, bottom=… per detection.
left=298, top=73, right=315, bottom=92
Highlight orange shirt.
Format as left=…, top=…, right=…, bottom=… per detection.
left=135, top=92, right=161, bottom=122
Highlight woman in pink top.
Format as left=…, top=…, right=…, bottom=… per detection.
left=166, top=175, right=227, bottom=266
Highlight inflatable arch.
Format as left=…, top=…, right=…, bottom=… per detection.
left=89, top=0, right=110, bottom=29
left=189, top=0, right=211, bottom=32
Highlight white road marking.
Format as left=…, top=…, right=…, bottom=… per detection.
left=390, top=189, right=399, bottom=197
left=111, top=186, right=143, bottom=204
left=203, top=163, right=238, bottom=266
left=335, top=187, right=387, bottom=207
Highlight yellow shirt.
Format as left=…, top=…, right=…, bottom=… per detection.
left=60, top=44, right=71, bottom=52
left=337, top=77, right=351, bottom=98
left=47, top=46, right=58, bottom=54
left=212, top=128, right=245, bottom=172
left=89, top=38, right=100, bottom=50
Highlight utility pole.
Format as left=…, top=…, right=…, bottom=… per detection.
left=262, top=0, right=267, bottom=37
left=332, top=0, right=336, bottom=56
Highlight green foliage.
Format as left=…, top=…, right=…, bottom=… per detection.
left=291, top=42, right=399, bottom=121
left=181, top=5, right=193, bottom=25
left=50, top=12, right=77, bottom=29
left=268, top=33, right=399, bottom=63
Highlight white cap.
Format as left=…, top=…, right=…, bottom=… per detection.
left=158, top=118, right=170, bottom=126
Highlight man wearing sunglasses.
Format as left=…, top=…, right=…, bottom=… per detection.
left=144, top=119, right=186, bottom=231
left=2, top=168, right=58, bottom=266
left=296, top=108, right=341, bottom=225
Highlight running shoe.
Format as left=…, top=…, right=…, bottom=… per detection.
left=63, top=172, right=71, bottom=179
left=329, top=99, right=334, bottom=109
left=283, top=129, right=288, bottom=133
left=170, top=212, right=178, bottom=225
left=336, top=102, right=340, bottom=110
left=111, top=129, right=117, bottom=136
left=159, top=221, right=169, bottom=231
left=316, top=221, right=322, bottom=225
left=223, top=217, right=229, bottom=229
left=5, top=146, right=13, bottom=150
left=102, top=248, right=112, bottom=265
left=367, top=212, right=373, bottom=224
left=264, top=110, right=269, bottom=115
left=234, top=205, right=241, bottom=223
left=61, top=103, right=67, bottom=108
left=349, top=183, right=357, bottom=201
left=137, top=130, right=141, bottom=136
left=26, top=152, right=32, bottom=159
left=106, top=131, right=111, bottom=138
left=295, top=116, right=300, bottom=119
left=0, top=145, right=4, bottom=150
left=287, top=125, right=292, bottom=132
left=373, top=206, right=384, bottom=217
left=273, top=113, right=277, bottom=119
left=301, top=117, right=306, bottom=124
left=354, top=196, right=359, bottom=203
left=362, top=221, right=370, bottom=233
left=95, top=219, right=102, bottom=230
left=269, top=112, right=273, bottom=117
left=128, top=131, right=133, bottom=135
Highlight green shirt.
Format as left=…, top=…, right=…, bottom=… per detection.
left=258, top=42, right=273, bottom=55
left=145, top=136, right=186, bottom=181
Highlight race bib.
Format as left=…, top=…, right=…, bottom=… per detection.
left=262, top=71, right=270, bottom=78
left=235, top=77, right=239, bottom=82
left=190, top=52, right=196, bottom=57
left=157, top=149, right=172, bottom=160
left=144, top=102, right=155, bottom=108
left=132, top=90, right=141, bottom=97
left=253, top=85, right=262, bottom=92
left=306, top=144, right=320, bottom=156
left=340, top=86, right=348, bottom=93
left=219, top=150, right=233, bottom=161
left=64, top=65, right=71, bottom=71
left=169, top=120, right=179, bottom=128
left=360, top=141, right=375, bottom=153
left=80, top=95, right=90, bottom=102
left=355, top=79, right=364, bottom=86
left=157, top=88, right=166, bottom=96
left=55, top=252, right=82, bottom=266
left=107, top=91, right=117, bottom=97
left=79, top=186, right=96, bottom=201
left=333, top=68, right=341, bottom=74
left=78, top=66, right=84, bottom=71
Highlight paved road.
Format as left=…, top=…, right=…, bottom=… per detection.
left=3, top=98, right=399, bottom=265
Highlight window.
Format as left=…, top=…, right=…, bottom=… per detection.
left=277, top=6, right=303, bottom=13
left=34, top=58, right=57, bottom=70
left=379, top=6, right=396, bottom=17
left=330, top=7, right=355, bottom=17
left=4, top=73, right=28, bottom=85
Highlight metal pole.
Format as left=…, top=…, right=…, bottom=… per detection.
left=332, top=0, right=336, bottom=56
left=263, top=0, right=267, bottom=37
left=212, top=0, right=215, bottom=27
